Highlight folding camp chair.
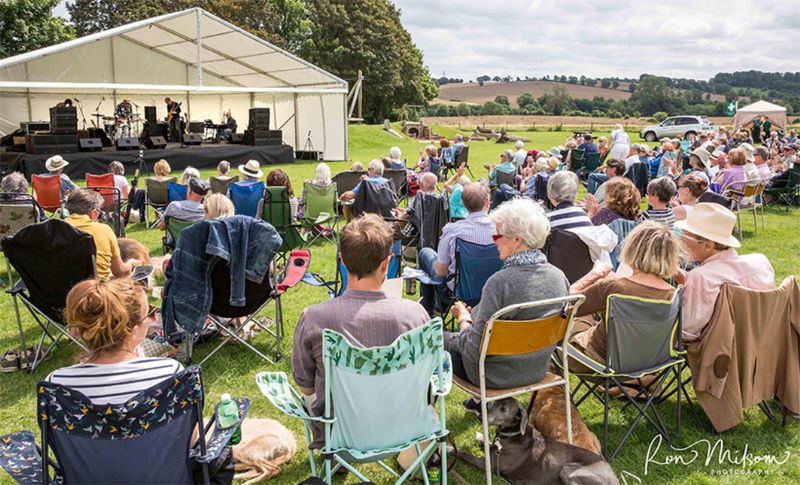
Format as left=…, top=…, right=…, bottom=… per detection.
left=162, top=217, right=197, bottom=254
left=764, top=166, right=800, bottom=211
left=86, top=173, right=124, bottom=237
left=1, top=219, right=95, bottom=371
left=31, top=174, right=63, bottom=217
left=229, top=181, right=265, bottom=218
left=167, top=182, right=188, bottom=202
left=0, top=194, right=40, bottom=287
left=582, top=151, right=601, bottom=174
left=263, top=186, right=306, bottom=264
left=301, top=182, right=338, bottom=246
left=352, top=179, right=397, bottom=218
left=566, top=148, right=585, bottom=172
left=210, top=175, right=240, bottom=194
left=542, top=228, right=593, bottom=284
left=454, top=145, right=474, bottom=177
left=144, top=177, right=176, bottom=228
left=564, top=288, right=692, bottom=461
left=607, top=218, right=637, bottom=271
left=384, top=169, right=408, bottom=204
left=453, top=296, right=585, bottom=485
left=256, top=318, right=451, bottom=485
left=407, top=191, right=448, bottom=252
left=332, top=170, right=366, bottom=198
left=494, top=169, right=516, bottom=189
left=0, top=366, right=249, bottom=485
left=724, top=181, right=764, bottom=238
left=624, top=162, right=650, bottom=196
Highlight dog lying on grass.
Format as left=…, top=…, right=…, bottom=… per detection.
left=230, top=418, right=297, bottom=484
left=530, top=386, right=602, bottom=455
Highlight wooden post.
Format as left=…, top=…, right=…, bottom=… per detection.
left=356, top=70, right=363, bottom=121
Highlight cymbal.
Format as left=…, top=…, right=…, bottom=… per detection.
left=102, top=116, right=116, bottom=121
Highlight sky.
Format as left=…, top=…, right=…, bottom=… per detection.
left=55, top=0, right=799, bottom=82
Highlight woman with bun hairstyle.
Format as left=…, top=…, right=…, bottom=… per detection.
left=672, top=173, right=708, bottom=221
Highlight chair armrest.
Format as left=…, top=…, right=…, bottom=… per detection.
left=5, top=279, right=26, bottom=296
left=191, top=398, right=251, bottom=464
left=255, top=372, right=334, bottom=423
left=431, top=352, right=453, bottom=396
left=0, top=430, right=61, bottom=484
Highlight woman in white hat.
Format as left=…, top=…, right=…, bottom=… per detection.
left=44, top=155, right=78, bottom=197
left=673, top=203, right=774, bottom=341
left=238, top=159, right=263, bottom=182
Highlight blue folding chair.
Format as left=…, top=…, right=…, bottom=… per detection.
left=453, top=238, right=503, bottom=308
left=229, top=181, right=265, bottom=217
left=167, top=182, right=188, bottom=202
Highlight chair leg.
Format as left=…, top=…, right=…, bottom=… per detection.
left=676, top=367, right=682, bottom=438
left=481, top=399, right=492, bottom=485
left=11, top=295, right=30, bottom=369
left=603, top=377, right=609, bottom=460
left=563, top=380, right=573, bottom=446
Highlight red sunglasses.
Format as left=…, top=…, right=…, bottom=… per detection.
left=491, top=234, right=503, bottom=242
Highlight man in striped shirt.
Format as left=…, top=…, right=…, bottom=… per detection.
left=639, top=177, right=676, bottom=229
left=292, top=214, right=430, bottom=447
left=546, top=171, right=593, bottom=230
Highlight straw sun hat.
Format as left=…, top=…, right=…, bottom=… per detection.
left=675, top=202, right=740, bottom=248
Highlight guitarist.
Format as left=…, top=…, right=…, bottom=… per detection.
left=164, top=97, right=183, bottom=144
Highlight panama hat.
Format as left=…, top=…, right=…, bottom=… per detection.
left=45, top=155, right=69, bottom=172
left=675, top=202, right=740, bottom=248
left=548, top=147, right=563, bottom=159
left=690, top=147, right=711, bottom=169
left=739, top=142, right=755, bottom=162
left=238, top=159, right=263, bottom=179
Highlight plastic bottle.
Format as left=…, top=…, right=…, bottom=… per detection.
left=217, top=393, right=241, bottom=445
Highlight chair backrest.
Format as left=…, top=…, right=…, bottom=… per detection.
left=85, top=173, right=114, bottom=189
left=624, top=162, right=649, bottom=196
left=0, top=194, right=38, bottom=238
left=607, top=218, right=637, bottom=271
left=38, top=366, right=204, bottom=484
left=263, top=186, right=304, bottom=252
left=1, top=219, right=96, bottom=323
left=455, top=145, right=469, bottom=165
left=302, top=182, right=337, bottom=222
left=323, top=319, right=444, bottom=452
left=495, top=169, right=516, bottom=188
left=698, top=190, right=733, bottom=210
left=31, top=174, right=62, bottom=211
left=542, top=228, right=593, bottom=284
left=569, top=149, right=586, bottom=172
left=166, top=217, right=197, bottom=248
left=334, top=240, right=402, bottom=297
left=229, top=181, right=265, bottom=218
left=534, top=173, right=550, bottom=204
left=605, top=287, right=683, bottom=375
left=332, top=171, right=366, bottom=197
left=352, top=178, right=397, bottom=218
left=86, top=173, right=121, bottom=212
left=145, top=177, right=176, bottom=206
left=583, top=152, right=601, bottom=172
left=384, top=169, right=407, bottom=195
left=571, top=148, right=586, bottom=161
left=210, top=175, right=240, bottom=195
left=454, top=238, right=503, bottom=306
left=410, top=191, right=449, bottom=250
left=166, top=182, right=188, bottom=203
left=209, top=256, right=275, bottom=318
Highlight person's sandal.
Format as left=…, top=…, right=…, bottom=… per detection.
left=0, top=349, right=20, bottom=373
left=19, top=346, right=51, bottom=370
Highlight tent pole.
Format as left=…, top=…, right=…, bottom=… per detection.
left=24, top=63, right=31, bottom=121
left=293, top=93, right=300, bottom=154
left=196, top=9, right=203, bottom=88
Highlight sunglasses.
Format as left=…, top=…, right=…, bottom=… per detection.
left=491, top=234, right=503, bottom=242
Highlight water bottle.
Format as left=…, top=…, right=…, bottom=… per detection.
left=217, top=393, right=241, bottom=445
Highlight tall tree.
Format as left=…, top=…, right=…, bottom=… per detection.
left=0, top=0, right=74, bottom=58
left=301, top=0, right=437, bottom=121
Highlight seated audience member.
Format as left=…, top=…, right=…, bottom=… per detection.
left=118, top=238, right=150, bottom=266
left=439, top=139, right=455, bottom=169
left=44, top=155, right=78, bottom=197
left=687, top=147, right=711, bottom=182
left=216, top=160, right=231, bottom=177
left=416, top=145, right=441, bottom=175
left=708, top=150, right=725, bottom=179
left=443, top=164, right=470, bottom=219
left=292, top=214, right=430, bottom=447
left=108, top=161, right=129, bottom=200
left=266, top=168, right=299, bottom=221
left=153, top=159, right=172, bottom=181
left=417, top=183, right=494, bottom=315
left=586, top=177, right=641, bottom=226
left=380, top=157, right=392, bottom=170
left=513, top=140, right=527, bottom=168
left=598, top=136, right=610, bottom=163
left=180, top=166, right=200, bottom=186
left=623, top=144, right=641, bottom=171
left=453, top=134, right=466, bottom=153
left=519, top=156, right=552, bottom=199
left=739, top=143, right=761, bottom=183
left=674, top=203, right=775, bottom=341
left=0, top=172, right=45, bottom=220
left=753, top=146, right=772, bottom=183
left=447, top=198, right=569, bottom=408
left=568, top=222, right=679, bottom=371
left=546, top=171, right=592, bottom=230
left=65, top=189, right=138, bottom=280
left=48, top=278, right=182, bottom=402
left=158, top=177, right=208, bottom=233
left=672, top=173, right=707, bottom=221
left=656, top=141, right=678, bottom=177
left=766, top=144, right=798, bottom=190
left=639, top=177, right=677, bottom=229
left=577, top=133, right=599, bottom=154
left=238, top=159, right=264, bottom=183
left=484, top=150, right=516, bottom=189
left=589, top=158, right=625, bottom=201
left=350, top=161, right=365, bottom=172
left=389, top=146, right=405, bottom=170
left=204, top=193, right=235, bottom=220
left=299, top=162, right=333, bottom=217
left=340, top=159, right=389, bottom=201
left=713, top=147, right=749, bottom=193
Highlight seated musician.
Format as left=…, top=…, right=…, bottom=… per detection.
left=115, top=97, right=133, bottom=139
left=216, top=110, right=237, bottom=142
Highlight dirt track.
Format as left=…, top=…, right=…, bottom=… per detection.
left=422, top=115, right=733, bottom=128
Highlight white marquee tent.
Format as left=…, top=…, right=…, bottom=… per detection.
left=0, top=8, right=348, bottom=159
left=733, top=100, right=788, bottom=131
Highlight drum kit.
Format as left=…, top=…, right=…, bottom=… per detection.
left=91, top=112, right=142, bottom=140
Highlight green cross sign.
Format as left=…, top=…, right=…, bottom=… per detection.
left=726, top=102, right=737, bottom=116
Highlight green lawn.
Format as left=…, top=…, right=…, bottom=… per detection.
left=0, top=126, right=798, bottom=484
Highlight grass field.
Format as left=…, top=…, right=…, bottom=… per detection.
left=0, top=125, right=798, bottom=484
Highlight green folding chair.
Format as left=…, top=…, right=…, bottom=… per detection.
left=301, top=182, right=338, bottom=246
left=256, top=318, right=451, bottom=485
left=162, top=217, right=197, bottom=254
left=262, top=186, right=306, bottom=264
left=583, top=152, right=601, bottom=173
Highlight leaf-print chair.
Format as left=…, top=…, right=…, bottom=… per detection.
left=0, top=365, right=249, bottom=485
left=0, top=193, right=40, bottom=287
left=256, top=318, right=451, bottom=485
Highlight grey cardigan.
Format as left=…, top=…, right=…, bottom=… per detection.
left=454, top=262, right=570, bottom=388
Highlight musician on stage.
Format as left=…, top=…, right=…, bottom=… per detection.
left=114, top=97, right=133, bottom=139
left=55, top=98, right=73, bottom=108
left=217, top=109, right=237, bottom=142
left=164, top=97, right=183, bottom=144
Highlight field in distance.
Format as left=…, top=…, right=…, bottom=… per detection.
left=421, top=114, right=734, bottom=128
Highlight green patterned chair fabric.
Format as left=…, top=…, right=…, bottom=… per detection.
left=0, top=201, right=38, bottom=238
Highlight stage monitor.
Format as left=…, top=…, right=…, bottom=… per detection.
left=116, top=137, right=140, bottom=150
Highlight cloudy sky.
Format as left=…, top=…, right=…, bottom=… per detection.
left=55, top=1, right=798, bottom=82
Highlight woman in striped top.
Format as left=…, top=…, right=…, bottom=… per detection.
left=47, top=278, right=183, bottom=405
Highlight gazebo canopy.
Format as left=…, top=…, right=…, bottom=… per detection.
left=0, top=8, right=348, bottom=159
left=733, top=100, right=788, bottom=131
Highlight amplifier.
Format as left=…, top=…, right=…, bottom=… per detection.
left=21, top=121, right=51, bottom=134
left=188, top=122, right=204, bottom=134
left=26, top=134, right=78, bottom=154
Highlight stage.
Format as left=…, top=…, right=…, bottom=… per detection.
left=0, top=143, right=295, bottom=180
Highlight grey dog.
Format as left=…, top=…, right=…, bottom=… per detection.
left=456, top=397, right=619, bottom=485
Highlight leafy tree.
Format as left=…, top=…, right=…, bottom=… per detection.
left=586, top=78, right=598, bottom=87
left=0, top=0, right=74, bottom=58
left=630, top=76, right=686, bottom=116
left=567, top=76, right=578, bottom=84
left=455, top=103, right=471, bottom=116
left=481, top=100, right=507, bottom=115
left=494, top=95, right=509, bottom=106
left=611, top=80, right=620, bottom=89
left=652, top=111, right=668, bottom=122
left=600, top=78, right=611, bottom=89
left=516, top=92, right=535, bottom=109
left=539, top=84, right=572, bottom=116
left=628, top=83, right=637, bottom=93
left=435, top=104, right=450, bottom=117
left=476, top=75, right=491, bottom=86
left=492, top=76, right=501, bottom=82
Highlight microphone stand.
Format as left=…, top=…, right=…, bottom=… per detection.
left=75, top=98, right=88, bottom=131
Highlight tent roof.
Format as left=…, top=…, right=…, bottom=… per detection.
left=736, top=100, right=786, bottom=113
left=0, top=8, right=346, bottom=94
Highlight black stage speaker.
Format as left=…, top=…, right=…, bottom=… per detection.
left=188, top=122, right=204, bottom=134
left=116, top=137, right=140, bottom=150
left=144, top=106, right=157, bottom=124
left=79, top=138, right=103, bottom=152
left=230, top=133, right=244, bottom=144
left=183, top=133, right=202, bottom=146
left=143, top=135, right=167, bottom=149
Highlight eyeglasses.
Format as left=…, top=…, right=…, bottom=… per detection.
left=143, top=306, right=158, bottom=323
left=491, top=234, right=504, bottom=242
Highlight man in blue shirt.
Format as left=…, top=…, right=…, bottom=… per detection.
left=44, top=155, right=78, bottom=198
left=484, top=149, right=516, bottom=188
left=577, top=133, right=599, bottom=154
left=340, top=159, right=389, bottom=201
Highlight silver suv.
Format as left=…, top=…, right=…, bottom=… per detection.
left=639, top=116, right=715, bottom=142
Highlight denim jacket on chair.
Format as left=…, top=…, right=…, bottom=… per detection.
left=161, top=215, right=282, bottom=338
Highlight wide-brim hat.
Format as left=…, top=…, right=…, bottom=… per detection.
left=675, top=202, right=740, bottom=248
left=548, top=147, right=563, bottom=159
left=690, top=147, right=711, bottom=169
left=238, top=159, right=263, bottom=179
left=45, top=155, right=68, bottom=172
left=740, top=142, right=756, bottom=162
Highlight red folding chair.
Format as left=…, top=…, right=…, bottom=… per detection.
left=86, top=173, right=123, bottom=236
left=31, top=174, right=63, bottom=217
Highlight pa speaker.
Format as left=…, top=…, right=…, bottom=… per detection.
left=144, top=106, right=157, bottom=124
left=144, top=136, right=167, bottom=149
left=188, top=122, right=204, bottom=134
left=116, top=137, right=140, bottom=150
left=183, top=133, right=202, bottom=146
left=79, top=138, right=102, bottom=152
left=230, top=133, right=244, bottom=144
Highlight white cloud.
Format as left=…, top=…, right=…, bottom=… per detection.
left=393, top=0, right=800, bottom=81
